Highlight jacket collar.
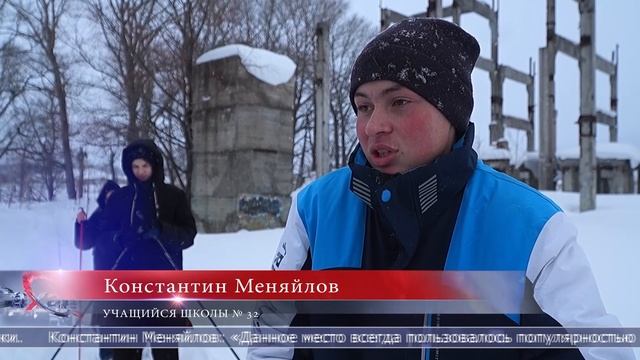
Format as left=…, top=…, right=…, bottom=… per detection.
left=348, top=123, right=478, bottom=268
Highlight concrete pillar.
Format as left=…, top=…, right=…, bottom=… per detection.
left=191, top=51, right=295, bottom=233
left=578, top=0, right=596, bottom=211
left=427, top=0, right=443, bottom=17
left=452, top=0, right=462, bottom=24
left=527, top=59, right=535, bottom=152
left=610, top=47, right=619, bottom=142
left=539, top=0, right=558, bottom=190
left=489, top=9, right=503, bottom=146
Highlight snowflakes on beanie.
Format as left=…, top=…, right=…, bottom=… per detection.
left=349, top=18, right=480, bottom=137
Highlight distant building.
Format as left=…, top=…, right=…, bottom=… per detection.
left=557, top=143, right=640, bottom=194
left=476, top=141, right=540, bottom=189
left=477, top=144, right=511, bottom=174
left=515, top=152, right=541, bottom=189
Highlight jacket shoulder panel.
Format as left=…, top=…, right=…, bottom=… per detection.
left=296, top=167, right=367, bottom=270
left=446, top=160, right=562, bottom=271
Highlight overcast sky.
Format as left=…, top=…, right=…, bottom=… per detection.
left=347, top=0, right=640, bottom=156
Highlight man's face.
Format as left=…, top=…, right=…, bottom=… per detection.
left=132, top=158, right=153, bottom=182
left=354, top=80, right=456, bottom=174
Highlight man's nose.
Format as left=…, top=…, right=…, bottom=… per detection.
left=365, top=108, right=392, bottom=137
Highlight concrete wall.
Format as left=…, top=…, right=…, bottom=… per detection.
left=559, top=160, right=580, bottom=192
left=191, top=56, right=294, bottom=233
left=515, top=167, right=539, bottom=189
left=483, top=159, right=541, bottom=189
left=596, top=162, right=633, bottom=193
left=559, top=159, right=634, bottom=194
left=482, top=159, right=511, bottom=174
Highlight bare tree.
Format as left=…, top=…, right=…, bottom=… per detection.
left=149, top=0, right=224, bottom=194
left=10, top=0, right=77, bottom=199
left=1, top=4, right=30, bottom=160
left=14, top=95, right=63, bottom=201
left=228, top=0, right=347, bottom=186
left=329, top=15, right=375, bottom=168
left=286, top=1, right=356, bottom=183
left=2, top=0, right=375, bottom=203
left=0, top=42, right=28, bottom=119
left=85, top=0, right=162, bottom=142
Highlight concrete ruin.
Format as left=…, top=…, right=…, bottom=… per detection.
left=557, top=143, right=640, bottom=194
left=191, top=45, right=296, bottom=233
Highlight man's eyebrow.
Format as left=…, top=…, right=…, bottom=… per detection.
left=354, top=84, right=404, bottom=99
left=381, top=84, right=404, bottom=95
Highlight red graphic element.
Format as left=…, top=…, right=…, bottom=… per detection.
left=22, top=271, right=76, bottom=316
left=20, top=270, right=483, bottom=301
left=22, top=272, right=38, bottom=311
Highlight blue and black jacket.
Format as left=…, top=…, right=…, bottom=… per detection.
left=248, top=125, right=631, bottom=360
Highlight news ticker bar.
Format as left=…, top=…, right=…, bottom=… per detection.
left=0, top=326, right=637, bottom=348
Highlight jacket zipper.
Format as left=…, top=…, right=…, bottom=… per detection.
left=129, top=183, right=137, bottom=226
left=152, top=182, right=160, bottom=219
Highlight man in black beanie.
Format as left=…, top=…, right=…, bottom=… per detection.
left=248, top=18, right=631, bottom=360
left=350, top=17, right=478, bottom=142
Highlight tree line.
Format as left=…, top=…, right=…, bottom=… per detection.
left=0, top=0, right=375, bottom=203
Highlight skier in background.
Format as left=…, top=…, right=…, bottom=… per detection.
left=74, top=179, right=120, bottom=360
left=101, top=139, right=196, bottom=360
left=75, top=180, right=120, bottom=270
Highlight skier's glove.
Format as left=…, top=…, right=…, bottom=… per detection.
left=141, top=227, right=161, bottom=242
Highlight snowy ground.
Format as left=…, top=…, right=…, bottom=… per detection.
left=0, top=191, right=638, bottom=359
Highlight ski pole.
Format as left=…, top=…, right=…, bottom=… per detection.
left=50, top=242, right=131, bottom=360
left=77, top=209, right=85, bottom=360
left=152, top=236, right=240, bottom=360
left=76, top=207, right=87, bottom=270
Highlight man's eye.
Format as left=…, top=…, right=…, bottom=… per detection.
left=393, top=99, right=409, bottom=106
left=356, top=104, right=371, bottom=113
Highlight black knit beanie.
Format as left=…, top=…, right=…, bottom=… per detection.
left=350, top=18, right=480, bottom=137
left=97, top=180, right=120, bottom=208
left=121, top=139, right=164, bottom=183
